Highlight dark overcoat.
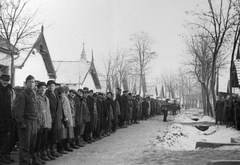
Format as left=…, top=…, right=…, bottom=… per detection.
left=85, top=96, right=95, bottom=132
left=215, top=99, right=225, bottom=123
left=45, top=90, right=63, bottom=143
left=101, top=99, right=108, bottom=130
left=0, top=83, right=13, bottom=133
left=116, top=94, right=123, bottom=119
left=121, top=94, right=129, bottom=121
left=142, top=100, right=149, bottom=117
left=74, top=95, right=82, bottom=126
left=96, top=98, right=103, bottom=134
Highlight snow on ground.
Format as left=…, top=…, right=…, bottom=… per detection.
left=174, top=108, right=215, bottom=123
left=156, top=109, right=240, bottom=151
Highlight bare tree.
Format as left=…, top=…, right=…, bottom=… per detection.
left=102, top=47, right=131, bottom=93
left=161, top=70, right=176, bottom=100
left=189, top=0, right=239, bottom=112
left=102, top=51, right=115, bottom=93
left=0, top=0, right=41, bottom=85
left=185, top=32, right=213, bottom=115
left=130, top=31, right=157, bottom=97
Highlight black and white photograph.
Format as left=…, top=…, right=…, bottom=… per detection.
left=0, top=0, right=240, bottom=165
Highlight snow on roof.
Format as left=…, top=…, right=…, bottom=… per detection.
left=53, top=60, right=91, bottom=84
left=52, top=60, right=101, bottom=89
left=0, top=36, right=19, bottom=54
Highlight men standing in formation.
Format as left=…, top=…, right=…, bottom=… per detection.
left=0, top=73, right=176, bottom=165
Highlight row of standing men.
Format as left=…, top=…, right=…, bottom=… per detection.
left=0, top=74, right=173, bottom=165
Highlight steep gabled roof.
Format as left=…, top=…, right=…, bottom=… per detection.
left=52, top=60, right=101, bottom=89
left=0, top=36, right=19, bottom=55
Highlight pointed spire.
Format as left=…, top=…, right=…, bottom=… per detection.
left=91, top=49, right=94, bottom=62
left=80, top=42, right=87, bottom=61
left=41, top=25, right=44, bottom=33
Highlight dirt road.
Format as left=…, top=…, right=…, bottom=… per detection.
left=46, top=116, right=170, bottom=165
left=11, top=114, right=240, bottom=165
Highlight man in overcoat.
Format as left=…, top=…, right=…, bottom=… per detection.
left=73, top=89, right=84, bottom=147
left=35, top=82, right=52, bottom=162
left=0, top=74, right=15, bottom=164
left=142, top=98, right=149, bottom=120
left=115, top=88, right=123, bottom=128
left=85, top=89, right=95, bottom=143
left=45, top=80, right=63, bottom=159
left=14, top=75, right=38, bottom=165
left=121, top=90, right=129, bottom=127
left=81, top=88, right=90, bottom=143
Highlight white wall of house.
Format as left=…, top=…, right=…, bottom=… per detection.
left=60, top=73, right=100, bottom=92
left=81, top=73, right=100, bottom=92
left=15, top=53, right=50, bottom=86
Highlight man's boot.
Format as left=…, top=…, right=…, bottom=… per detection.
left=76, top=136, right=85, bottom=147
left=70, top=140, right=80, bottom=149
left=40, top=151, right=50, bottom=161
left=80, top=135, right=87, bottom=145
left=50, top=150, right=61, bottom=157
left=32, top=153, right=42, bottom=165
left=46, top=150, right=55, bottom=160
left=37, top=156, right=46, bottom=165
left=64, top=140, right=73, bottom=152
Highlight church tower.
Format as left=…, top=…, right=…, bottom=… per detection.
left=80, top=42, right=87, bottom=61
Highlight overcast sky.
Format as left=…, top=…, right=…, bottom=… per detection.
left=29, top=0, right=228, bottom=92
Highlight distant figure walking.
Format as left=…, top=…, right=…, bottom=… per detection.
left=215, top=95, right=225, bottom=125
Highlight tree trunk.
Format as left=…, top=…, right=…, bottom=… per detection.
left=210, top=78, right=216, bottom=117
left=139, top=73, right=142, bottom=95
left=11, top=53, right=15, bottom=86
left=201, top=85, right=207, bottom=115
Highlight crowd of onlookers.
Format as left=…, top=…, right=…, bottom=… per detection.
left=0, top=73, right=180, bottom=165
left=215, top=94, right=240, bottom=129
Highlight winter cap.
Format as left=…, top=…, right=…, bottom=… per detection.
left=55, top=83, right=61, bottom=86
left=88, top=89, right=93, bottom=93
left=98, top=92, right=103, bottom=96
left=83, top=87, right=89, bottom=92
left=37, top=82, right=47, bottom=88
left=63, top=86, right=69, bottom=93
left=57, top=86, right=65, bottom=93
left=123, top=90, right=128, bottom=93
left=77, top=89, right=83, bottom=93
left=47, top=80, right=56, bottom=86
left=69, top=89, right=77, bottom=94
left=26, top=75, right=35, bottom=82
left=116, top=87, right=122, bottom=91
